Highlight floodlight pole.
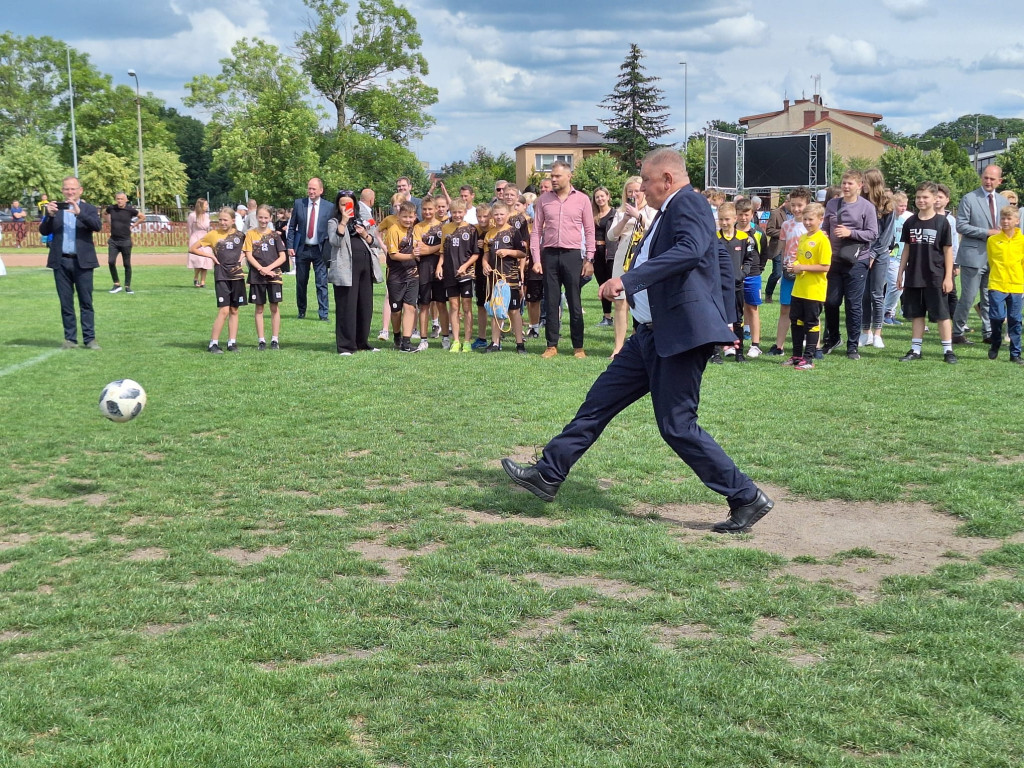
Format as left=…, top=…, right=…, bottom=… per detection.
left=128, top=69, right=146, bottom=213
left=680, top=61, right=688, bottom=150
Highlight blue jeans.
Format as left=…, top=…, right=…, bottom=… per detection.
left=988, top=290, right=1023, bottom=357
left=861, top=255, right=889, bottom=330
left=295, top=242, right=328, bottom=318
left=53, top=256, right=95, bottom=344
left=883, top=252, right=902, bottom=317
left=824, top=259, right=868, bottom=350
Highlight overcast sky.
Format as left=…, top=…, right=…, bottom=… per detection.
left=6, top=0, right=1023, bottom=168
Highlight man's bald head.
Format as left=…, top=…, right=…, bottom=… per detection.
left=639, top=149, right=690, bottom=209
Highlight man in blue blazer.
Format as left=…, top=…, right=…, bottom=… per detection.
left=953, top=165, right=1009, bottom=344
left=39, top=176, right=103, bottom=349
left=287, top=177, right=334, bottom=320
left=503, top=149, right=773, bottom=533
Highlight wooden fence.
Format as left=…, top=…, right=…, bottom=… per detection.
left=1, top=221, right=190, bottom=249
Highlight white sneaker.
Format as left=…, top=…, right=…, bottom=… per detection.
left=859, top=332, right=871, bottom=346
left=746, top=345, right=762, bottom=358
left=872, top=336, right=885, bottom=348
left=377, top=329, right=389, bottom=341
left=724, top=346, right=736, bottom=357
left=109, top=285, right=123, bottom=294
left=416, top=339, right=429, bottom=352
left=441, top=336, right=451, bottom=350
left=411, top=332, right=421, bottom=342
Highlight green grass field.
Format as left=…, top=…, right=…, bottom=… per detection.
left=1, top=266, right=1022, bottom=767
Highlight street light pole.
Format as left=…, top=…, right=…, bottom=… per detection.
left=680, top=61, right=688, bottom=151
left=128, top=69, right=146, bottom=213
left=67, top=48, right=79, bottom=176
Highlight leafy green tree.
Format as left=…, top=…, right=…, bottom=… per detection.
left=73, top=85, right=175, bottom=160
left=572, top=152, right=627, bottom=201
left=318, top=129, right=428, bottom=207
left=995, top=138, right=1024, bottom=192
left=685, top=138, right=706, bottom=191
left=437, top=147, right=516, bottom=203
left=875, top=123, right=911, bottom=147
left=185, top=39, right=322, bottom=206
left=141, top=146, right=189, bottom=209
left=78, top=150, right=133, bottom=205
left=0, top=135, right=68, bottom=204
left=878, top=146, right=956, bottom=202
left=599, top=44, right=670, bottom=172
left=295, top=0, right=437, bottom=143
left=922, top=114, right=1024, bottom=146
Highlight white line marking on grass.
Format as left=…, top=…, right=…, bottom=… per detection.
left=0, top=349, right=62, bottom=378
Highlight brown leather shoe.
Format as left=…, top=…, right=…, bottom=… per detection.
left=573, top=349, right=586, bottom=359
left=541, top=347, right=558, bottom=358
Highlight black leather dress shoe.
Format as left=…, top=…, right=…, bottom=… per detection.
left=711, top=489, right=774, bottom=533
left=501, top=458, right=560, bottom=502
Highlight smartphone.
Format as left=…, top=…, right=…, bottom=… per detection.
left=343, top=200, right=355, bottom=217
left=56, top=201, right=70, bottom=211
left=627, top=197, right=636, bottom=206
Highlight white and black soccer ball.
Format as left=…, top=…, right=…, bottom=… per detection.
left=99, top=379, right=147, bottom=422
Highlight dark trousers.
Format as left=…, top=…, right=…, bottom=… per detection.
left=861, top=255, right=889, bottom=329
left=593, top=254, right=613, bottom=315
left=764, top=254, right=783, bottom=298
left=108, top=238, right=132, bottom=286
left=824, top=259, right=868, bottom=350
left=536, top=326, right=758, bottom=507
left=54, top=256, right=95, bottom=344
left=542, top=247, right=584, bottom=349
left=333, top=252, right=374, bottom=353
left=296, top=242, right=329, bottom=318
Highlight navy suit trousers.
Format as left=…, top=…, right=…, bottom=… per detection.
left=536, top=325, right=758, bottom=507
left=295, top=242, right=329, bottom=318
left=54, top=256, right=95, bottom=344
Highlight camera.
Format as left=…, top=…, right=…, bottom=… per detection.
left=56, top=201, right=70, bottom=211
left=347, top=215, right=364, bottom=236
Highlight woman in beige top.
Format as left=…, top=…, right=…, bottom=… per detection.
left=605, top=176, right=657, bottom=358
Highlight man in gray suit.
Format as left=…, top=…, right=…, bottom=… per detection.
left=953, top=165, right=1009, bottom=344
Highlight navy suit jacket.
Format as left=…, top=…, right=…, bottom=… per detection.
left=39, top=201, right=102, bottom=270
left=287, top=197, right=335, bottom=253
left=619, top=184, right=737, bottom=357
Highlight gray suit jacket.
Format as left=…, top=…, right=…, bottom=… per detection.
left=956, top=188, right=1009, bottom=269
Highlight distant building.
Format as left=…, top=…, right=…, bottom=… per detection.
left=739, top=94, right=893, bottom=162
left=514, top=124, right=606, bottom=189
left=968, top=137, right=1018, bottom=173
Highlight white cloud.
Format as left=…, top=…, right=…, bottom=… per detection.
left=881, top=0, right=929, bottom=19
left=671, top=13, right=768, bottom=51
left=814, top=35, right=881, bottom=73
left=973, top=44, right=1024, bottom=70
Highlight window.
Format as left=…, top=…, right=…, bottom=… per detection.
left=534, top=153, right=574, bottom=172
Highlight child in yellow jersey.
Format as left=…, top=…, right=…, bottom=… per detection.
left=481, top=201, right=528, bottom=354
left=438, top=199, right=480, bottom=352
left=412, top=197, right=445, bottom=349
left=243, top=204, right=287, bottom=351
left=382, top=202, right=420, bottom=352
left=190, top=206, right=248, bottom=353
left=986, top=206, right=1024, bottom=362
left=787, top=203, right=831, bottom=369
left=471, top=204, right=493, bottom=350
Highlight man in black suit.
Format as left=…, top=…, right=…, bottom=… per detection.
left=287, top=178, right=334, bottom=320
left=503, top=149, right=773, bottom=533
left=40, top=176, right=103, bottom=349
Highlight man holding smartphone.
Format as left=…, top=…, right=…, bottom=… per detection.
left=40, top=177, right=103, bottom=349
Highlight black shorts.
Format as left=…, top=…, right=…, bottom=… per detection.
left=419, top=279, right=446, bottom=305
left=387, top=274, right=418, bottom=311
left=216, top=280, right=247, bottom=307
left=475, top=269, right=488, bottom=308
left=524, top=279, right=543, bottom=303
left=789, top=296, right=823, bottom=328
left=902, top=286, right=950, bottom=322
left=508, top=288, right=523, bottom=312
left=249, top=283, right=283, bottom=305
left=447, top=280, right=473, bottom=299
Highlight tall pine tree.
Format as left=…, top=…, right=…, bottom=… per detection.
left=599, top=44, right=670, bottom=171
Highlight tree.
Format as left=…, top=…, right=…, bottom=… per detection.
left=599, top=44, right=670, bottom=172
left=922, top=114, right=1024, bottom=146
left=995, top=138, right=1024, bottom=191
left=72, top=85, right=175, bottom=161
left=78, top=150, right=134, bottom=204
left=572, top=152, right=627, bottom=201
left=875, top=122, right=911, bottom=148
left=684, top=138, right=706, bottom=191
left=878, top=146, right=956, bottom=201
left=185, top=39, right=322, bottom=205
left=438, top=146, right=516, bottom=201
left=295, top=0, right=437, bottom=142
left=318, top=129, right=428, bottom=207
left=140, top=146, right=188, bottom=209
left=0, top=135, right=68, bottom=204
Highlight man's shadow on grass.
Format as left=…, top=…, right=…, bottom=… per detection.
left=5, top=338, right=60, bottom=348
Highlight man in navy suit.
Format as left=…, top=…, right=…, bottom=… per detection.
left=287, top=177, right=334, bottom=320
left=503, top=149, right=773, bottom=533
left=39, top=176, right=103, bottom=349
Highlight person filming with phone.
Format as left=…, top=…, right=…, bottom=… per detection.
left=40, top=176, right=103, bottom=350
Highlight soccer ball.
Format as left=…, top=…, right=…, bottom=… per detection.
left=99, top=379, right=147, bottom=422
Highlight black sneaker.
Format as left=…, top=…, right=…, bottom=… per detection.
left=847, top=348, right=861, bottom=360
left=813, top=349, right=824, bottom=360
left=526, top=328, right=540, bottom=339
left=988, top=344, right=1000, bottom=360
left=227, top=342, right=238, bottom=352
left=765, top=344, right=784, bottom=356
left=709, top=350, right=723, bottom=364
left=1011, top=356, right=1024, bottom=365
left=822, top=337, right=843, bottom=355
left=899, top=350, right=922, bottom=362
left=516, top=344, right=528, bottom=355
left=943, top=350, right=958, bottom=364
left=124, top=287, right=134, bottom=294
left=208, top=343, right=223, bottom=354
left=481, top=343, right=501, bottom=353
left=270, top=340, right=280, bottom=350
left=258, top=340, right=267, bottom=351
left=400, top=342, right=418, bottom=353
left=734, top=351, right=746, bottom=363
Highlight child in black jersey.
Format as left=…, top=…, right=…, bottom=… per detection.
left=382, top=202, right=420, bottom=352
left=439, top=199, right=479, bottom=352
left=189, top=206, right=247, bottom=353
left=481, top=202, right=528, bottom=354
left=243, top=204, right=287, bottom=350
